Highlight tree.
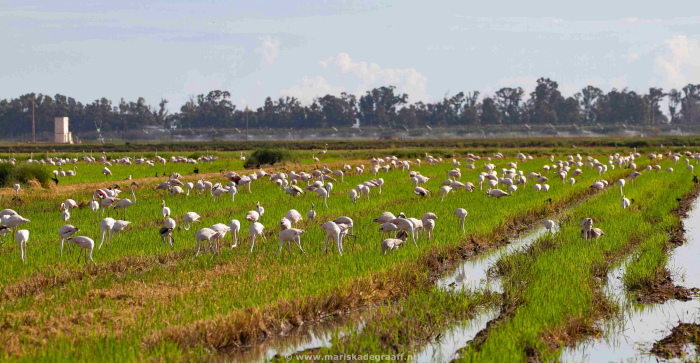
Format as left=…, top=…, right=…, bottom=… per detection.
left=648, top=87, right=665, bottom=125
left=494, top=87, right=524, bottom=124
left=574, top=86, right=603, bottom=124
left=668, top=89, right=682, bottom=123
left=480, top=97, right=499, bottom=124
left=529, top=78, right=563, bottom=124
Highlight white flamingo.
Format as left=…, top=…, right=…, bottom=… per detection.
left=455, top=208, right=468, bottom=233
left=16, top=230, right=29, bottom=263
left=183, top=212, right=201, bottom=230
left=98, top=217, right=115, bottom=249
left=229, top=219, right=241, bottom=248
left=67, top=236, right=96, bottom=265
left=278, top=228, right=305, bottom=256
left=58, top=224, right=79, bottom=256
left=249, top=222, right=265, bottom=253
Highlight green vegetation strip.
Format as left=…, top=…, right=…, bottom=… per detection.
left=0, top=155, right=613, bottom=362
left=450, top=160, right=694, bottom=362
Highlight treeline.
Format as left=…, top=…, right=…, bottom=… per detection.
left=1, top=78, right=699, bottom=136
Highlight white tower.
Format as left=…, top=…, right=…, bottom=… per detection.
left=54, top=117, right=73, bottom=144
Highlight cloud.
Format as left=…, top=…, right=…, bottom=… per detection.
left=258, top=35, right=280, bottom=66
left=163, top=69, right=225, bottom=110
left=323, top=52, right=430, bottom=101
left=627, top=52, right=640, bottom=63
left=279, top=76, right=346, bottom=104
left=284, top=52, right=431, bottom=104
left=654, top=35, right=700, bottom=90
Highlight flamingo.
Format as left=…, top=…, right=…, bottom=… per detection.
left=211, top=186, right=228, bottom=202
left=378, top=222, right=400, bottom=239
left=622, top=196, right=631, bottom=210
left=245, top=210, right=260, bottom=224
left=440, top=186, right=452, bottom=202
left=454, top=208, right=468, bottom=233
left=183, top=212, right=201, bottom=230
left=390, top=218, right=417, bottom=247
left=58, top=224, right=79, bottom=256
left=488, top=189, right=510, bottom=200
left=307, top=203, right=316, bottom=220
left=159, top=225, right=175, bottom=249
left=418, top=213, right=437, bottom=240
left=208, top=223, right=230, bottom=255
left=544, top=220, right=556, bottom=234
left=617, top=179, right=625, bottom=195
left=381, top=238, right=404, bottom=255
left=321, top=221, right=344, bottom=255
left=111, top=220, right=131, bottom=242
left=67, top=236, right=96, bottom=265
left=285, top=209, right=303, bottom=226
left=278, top=228, right=305, bottom=256
left=161, top=200, right=170, bottom=219
left=348, top=189, right=358, bottom=205
left=194, top=228, right=217, bottom=257
left=414, top=187, right=429, bottom=197
left=16, top=230, right=29, bottom=262
left=61, top=209, right=70, bottom=222
left=582, top=227, right=605, bottom=242
left=373, top=212, right=397, bottom=224
left=316, top=185, right=331, bottom=208
left=255, top=201, right=265, bottom=220
left=229, top=219, right=241, bottom=248
left=1, top=214, right=30, bottom=235
left=581, top=218, right=593, bottom=243
left=113, top=182, right=139, bottom=218
left=98, top=217, right=115, bottom=249
left=12, top=184, right=20, bottom=201
left=249, top=222, right=265, bottom=253
left=89, top=196, right=100, bottom=223
left=102, top=167, right=112, bottom=177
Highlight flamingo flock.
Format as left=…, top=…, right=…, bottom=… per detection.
left=2, top=146, right=697, bottom=265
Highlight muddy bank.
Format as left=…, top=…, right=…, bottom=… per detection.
left=651, top=322, right=700, bottom=359
left=635, top=269, right=696, bottom=304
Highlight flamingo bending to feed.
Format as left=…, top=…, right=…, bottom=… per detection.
left=455, top=208, right=468, bottom=233
left=381, top=238, right=404, bottom=255
left=111, top=220, right=131, bottom=242
left=98, top=217, right=115, bottom=249
left=67, top=236, right=96, bottom=265
left=183, top=212, right=201, bottom=230
left=194, top=228, right=217, bottom=257
left=390, top=218, right=417, bottom=247
left=249, top=222, right=265, bottom=253
left=278, top=228, right=305, bottom=256
left=229, top=219, right=241, bottom=248
left=58, top=224, right=79, bottom=256
left=16, top=230, right=29, bottom=262
left=321, top=221, right=344, bottom=255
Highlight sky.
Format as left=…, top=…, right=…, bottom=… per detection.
left=1, top=1, right=699, bottom=113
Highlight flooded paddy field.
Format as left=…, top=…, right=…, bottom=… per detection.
left=0, top=143, right=697, bottom=362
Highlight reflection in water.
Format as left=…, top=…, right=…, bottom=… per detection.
left=561, top=198, right=700, bottom=362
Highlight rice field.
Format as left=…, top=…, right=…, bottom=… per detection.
left=0, top=144, right=696, bottom=362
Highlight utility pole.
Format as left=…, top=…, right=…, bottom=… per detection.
left=245, top=106, right=249, bottom=141
left=31, top=94, right=35, bottom=143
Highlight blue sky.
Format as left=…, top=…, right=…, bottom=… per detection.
left=1, top=1, right=699, bottom=112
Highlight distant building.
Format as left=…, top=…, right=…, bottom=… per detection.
left=54, top=117, right=73, bottom=144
